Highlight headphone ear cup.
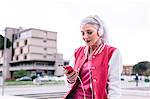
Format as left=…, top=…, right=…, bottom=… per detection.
left=99, top=28, right=104, bottom=37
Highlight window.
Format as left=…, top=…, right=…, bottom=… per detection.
left=13, top=34, right=18, bottom=40
left=20, top=48, right=23, bottom=54
left=64, top=61, right=69, bottom=66
left=43, top=40, right=47, bottom=43
left=16, top=42, right=19, bottom=47
left=48, top=61, right=55, bottom=65
left=24, top=55, right=27, bottom=59
left=16, top=56, right=18, bottom=60
left=58, top=64, right=63, bottom=67
left=18, top=34, right=21, bottom=38
left=44, top=48, right=47, bottom=51
left=43, top=55, right=47, bottom=58
left=24, top=40, right=27, bottom=45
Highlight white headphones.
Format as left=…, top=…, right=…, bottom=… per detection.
left=90, top=16, right=104, bottom=37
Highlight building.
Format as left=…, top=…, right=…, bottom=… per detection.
left=122, top=65, right=134, bottom=75
left=0, top=27, right=69, bottom=79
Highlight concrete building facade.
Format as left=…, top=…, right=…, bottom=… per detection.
left=122, top=65, right=134, bottom=75
left=0, top=27, right=69, bottom=79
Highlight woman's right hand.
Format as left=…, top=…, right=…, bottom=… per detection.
left=64, top=70, right=78, bottom=83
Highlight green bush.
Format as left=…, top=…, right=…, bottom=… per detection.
left=144, top=78, right=150, bottom=82
left=13, top=70, right=30, bottom=78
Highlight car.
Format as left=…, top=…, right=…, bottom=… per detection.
left=36, top=76, right=50, bottom=81
left=50, top=76, right=65, bottom=81
left=16, top=76, right=32, bottom=81
left=33, top=76, right=64, bottom=83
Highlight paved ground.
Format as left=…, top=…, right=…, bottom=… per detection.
left=121, top=80, right=150, bottom=89
left=0, top=80, right=150, bottom=99
left=121, top=95, right=150, bottom=99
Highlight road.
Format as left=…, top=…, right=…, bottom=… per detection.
left=0, top=81, right=150, bottom=99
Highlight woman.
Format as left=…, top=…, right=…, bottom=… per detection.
left=63, top=15, right=122, bottom=99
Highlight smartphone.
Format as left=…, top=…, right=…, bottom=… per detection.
left=63, top=65, right=74, bottom=74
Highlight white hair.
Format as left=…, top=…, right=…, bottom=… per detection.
left=80, top=15, right=108, bottom=43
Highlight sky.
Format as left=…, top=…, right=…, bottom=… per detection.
left=0, top=0, right=150, bottom=65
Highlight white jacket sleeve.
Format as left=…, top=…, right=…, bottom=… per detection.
left=107, top=49, right=123, bottom=99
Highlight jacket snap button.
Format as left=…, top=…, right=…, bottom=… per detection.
left=92, top=67, right=95, bottom=70
left=92, top=56, right=95, bottom=58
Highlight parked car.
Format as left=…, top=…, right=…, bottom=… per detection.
left=16, top=76, right=32, bottom=81
left=33, top=76, right=65, bottom=85
left=49, top=76, right=65, bottom=81
left=36, top=76, right=50, bottom=82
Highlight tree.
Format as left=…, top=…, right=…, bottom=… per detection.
left=0, top=35, right=12, bottom=50
left=132, top=61, right=149, bottom=75
left=13, top=70, right=30, bottom=78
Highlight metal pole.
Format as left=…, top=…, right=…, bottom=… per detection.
left=2, top=30, right=7, bottom=96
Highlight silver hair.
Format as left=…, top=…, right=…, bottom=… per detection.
left=80, top=15, right=108, bottom=43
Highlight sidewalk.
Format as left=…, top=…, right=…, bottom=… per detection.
left=121, top=95, right=150, bottom=99
left=121, top=83, right=150, bottom=97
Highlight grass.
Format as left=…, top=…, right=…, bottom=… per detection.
left=128, top=80, right=136, bottom=82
